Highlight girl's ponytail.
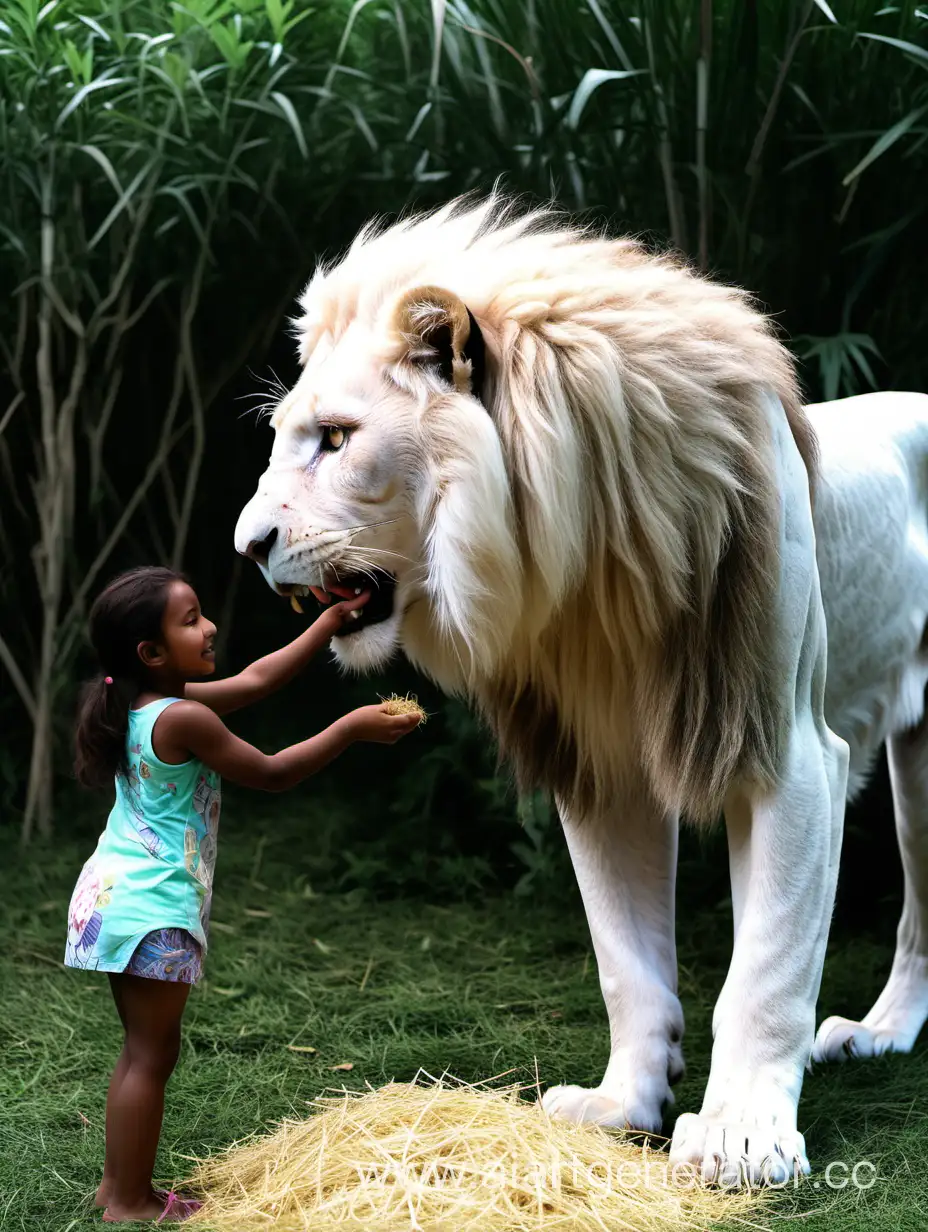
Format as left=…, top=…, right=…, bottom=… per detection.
left=74, top=674, right=137, bottom=788
left=73, top=566, right=186, bottom=789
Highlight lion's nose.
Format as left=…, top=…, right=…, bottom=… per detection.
left=244, top=526, right=278, bottom=567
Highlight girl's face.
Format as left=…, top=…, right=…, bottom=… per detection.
left=146, top=581, right=217, bottom=679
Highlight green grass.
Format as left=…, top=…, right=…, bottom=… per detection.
left=2, top=798, right=928, bottom=1231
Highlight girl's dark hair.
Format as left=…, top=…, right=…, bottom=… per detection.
left=74, top=566, right=187, bottom=789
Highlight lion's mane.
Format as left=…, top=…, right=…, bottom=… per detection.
left=295, top=196, right=815, bottom=822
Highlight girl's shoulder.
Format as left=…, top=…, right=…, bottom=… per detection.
left=129, top=698, right=202, bottom=782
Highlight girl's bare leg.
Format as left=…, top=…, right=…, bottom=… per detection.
left=98, top=973, right=191, bottom=1223
left=95, top=976, right=130, bottom=1207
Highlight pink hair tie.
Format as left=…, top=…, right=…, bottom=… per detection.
left=104, top=676, right=113, bottom=685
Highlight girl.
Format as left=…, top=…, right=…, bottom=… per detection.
left=66, top=565, right=419, bottom=1224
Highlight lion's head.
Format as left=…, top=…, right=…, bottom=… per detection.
left=235, top=195, right=814, bottom=820
left=235, top=265, right=519, bottom=687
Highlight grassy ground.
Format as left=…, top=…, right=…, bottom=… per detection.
left=2, top=797, right=927, bottom=1232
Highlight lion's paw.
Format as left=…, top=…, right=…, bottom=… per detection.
left=812, top=1015, right=910, bottom=1063
left=541, top=1083, right=664, bottom=1134
left=668, top=1111, right=809, bottom=1188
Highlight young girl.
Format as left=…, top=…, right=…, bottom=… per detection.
left=66, top=565, right=419, bottom=1224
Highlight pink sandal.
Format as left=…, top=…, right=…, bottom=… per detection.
left=156, top=1192, right=203, bottom=1223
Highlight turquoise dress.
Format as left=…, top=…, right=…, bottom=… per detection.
left=64, top=698, right=221, bottom=976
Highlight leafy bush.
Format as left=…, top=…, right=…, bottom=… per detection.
left=0, top=0, right=397, bottom=835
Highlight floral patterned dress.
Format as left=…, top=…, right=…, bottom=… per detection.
left=64, top=698, right=221, bottom=979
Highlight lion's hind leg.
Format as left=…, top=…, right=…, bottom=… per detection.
left=541, top=787, right=682, bottom=1134
left=814, top=717, right=928, bottom=1063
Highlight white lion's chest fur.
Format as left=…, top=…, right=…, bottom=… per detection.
left=810, top=392, right=928, bottom=796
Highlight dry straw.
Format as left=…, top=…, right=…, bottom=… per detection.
left=185, top=1073, right=765, bottom=1231
left=380, top=693, right=428, bottom=725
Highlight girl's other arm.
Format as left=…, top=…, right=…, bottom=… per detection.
left=185, top=593, right=369, bottom=716
left=154, top=700, right=418, bottom=792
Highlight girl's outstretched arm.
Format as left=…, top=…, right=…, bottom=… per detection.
left=185, top=593, right=369, bottom=715
left=153, top=699, right=419, bottom=791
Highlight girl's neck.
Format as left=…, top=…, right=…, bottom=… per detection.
left=132, top=690, right=170, bottom=710
left=134, top=674, right=188, bottom=709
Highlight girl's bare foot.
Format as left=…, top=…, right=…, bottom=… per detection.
left=101, top=1189, right=165, bottom=1222
left=102, top=1188, right=202, bottom=1222
left=95, top=1184, right=168, bottom=1209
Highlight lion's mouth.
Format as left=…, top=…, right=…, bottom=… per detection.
left=277, top=570, right=396, bottom=636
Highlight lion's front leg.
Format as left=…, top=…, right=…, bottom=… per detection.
left=664, top=392, right=850, bottom=1186
left=542, top=786, right=682, bottom=1134
left=669, top=715, right=848, bottom=1185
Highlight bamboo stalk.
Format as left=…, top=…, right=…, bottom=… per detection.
left=23, top=169, right=62, bottom=843
left=696, top=0, right=712, bottom=270
left=740, top=0, right=814, bottom=272
left=171, top=287, right=208, bottom=568
left=644, top=16, right=687, bottom=253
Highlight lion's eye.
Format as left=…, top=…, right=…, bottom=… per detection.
left=320, top=425, right=348, bottom=452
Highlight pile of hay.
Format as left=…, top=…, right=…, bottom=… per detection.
left=186, top=1074, right=764, bottom=1231
left=380, top=693, right=428, bottom=725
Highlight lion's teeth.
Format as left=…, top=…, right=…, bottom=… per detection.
left=354, top=588, right=362, bottom=595
left=290, top=594, right=304, bottom=614
left=349, top=610, right=361, bottom=621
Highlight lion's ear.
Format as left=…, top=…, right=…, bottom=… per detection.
left=394, top=285, right=486, bottom=402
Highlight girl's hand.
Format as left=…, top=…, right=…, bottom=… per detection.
left=318, top=590, right=371, bottom=631
left=347, top=704, right=422, bottom=744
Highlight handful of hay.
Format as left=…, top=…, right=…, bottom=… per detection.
left=380, top=693, right=428, bottom=725
left=185, top=1074, right=764, bottom=1231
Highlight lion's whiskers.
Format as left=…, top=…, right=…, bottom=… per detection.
left=239, top=366, right=291, bottom=422
left=337, top=557, right=382, bottom=589
left=350, top=546, right=414, bottom=566
left=343, top=516, right=408, bottom=533
left=236, top=393, right=278, bottom=422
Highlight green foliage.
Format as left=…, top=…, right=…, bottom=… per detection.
left=795, top=331, right=882, bottom=402
left=512, top=792, right=565, bottom=897
left=0, top=0, right=392, bottom=835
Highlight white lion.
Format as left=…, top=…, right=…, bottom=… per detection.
left=235, top=195, right=928, bottom=1186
